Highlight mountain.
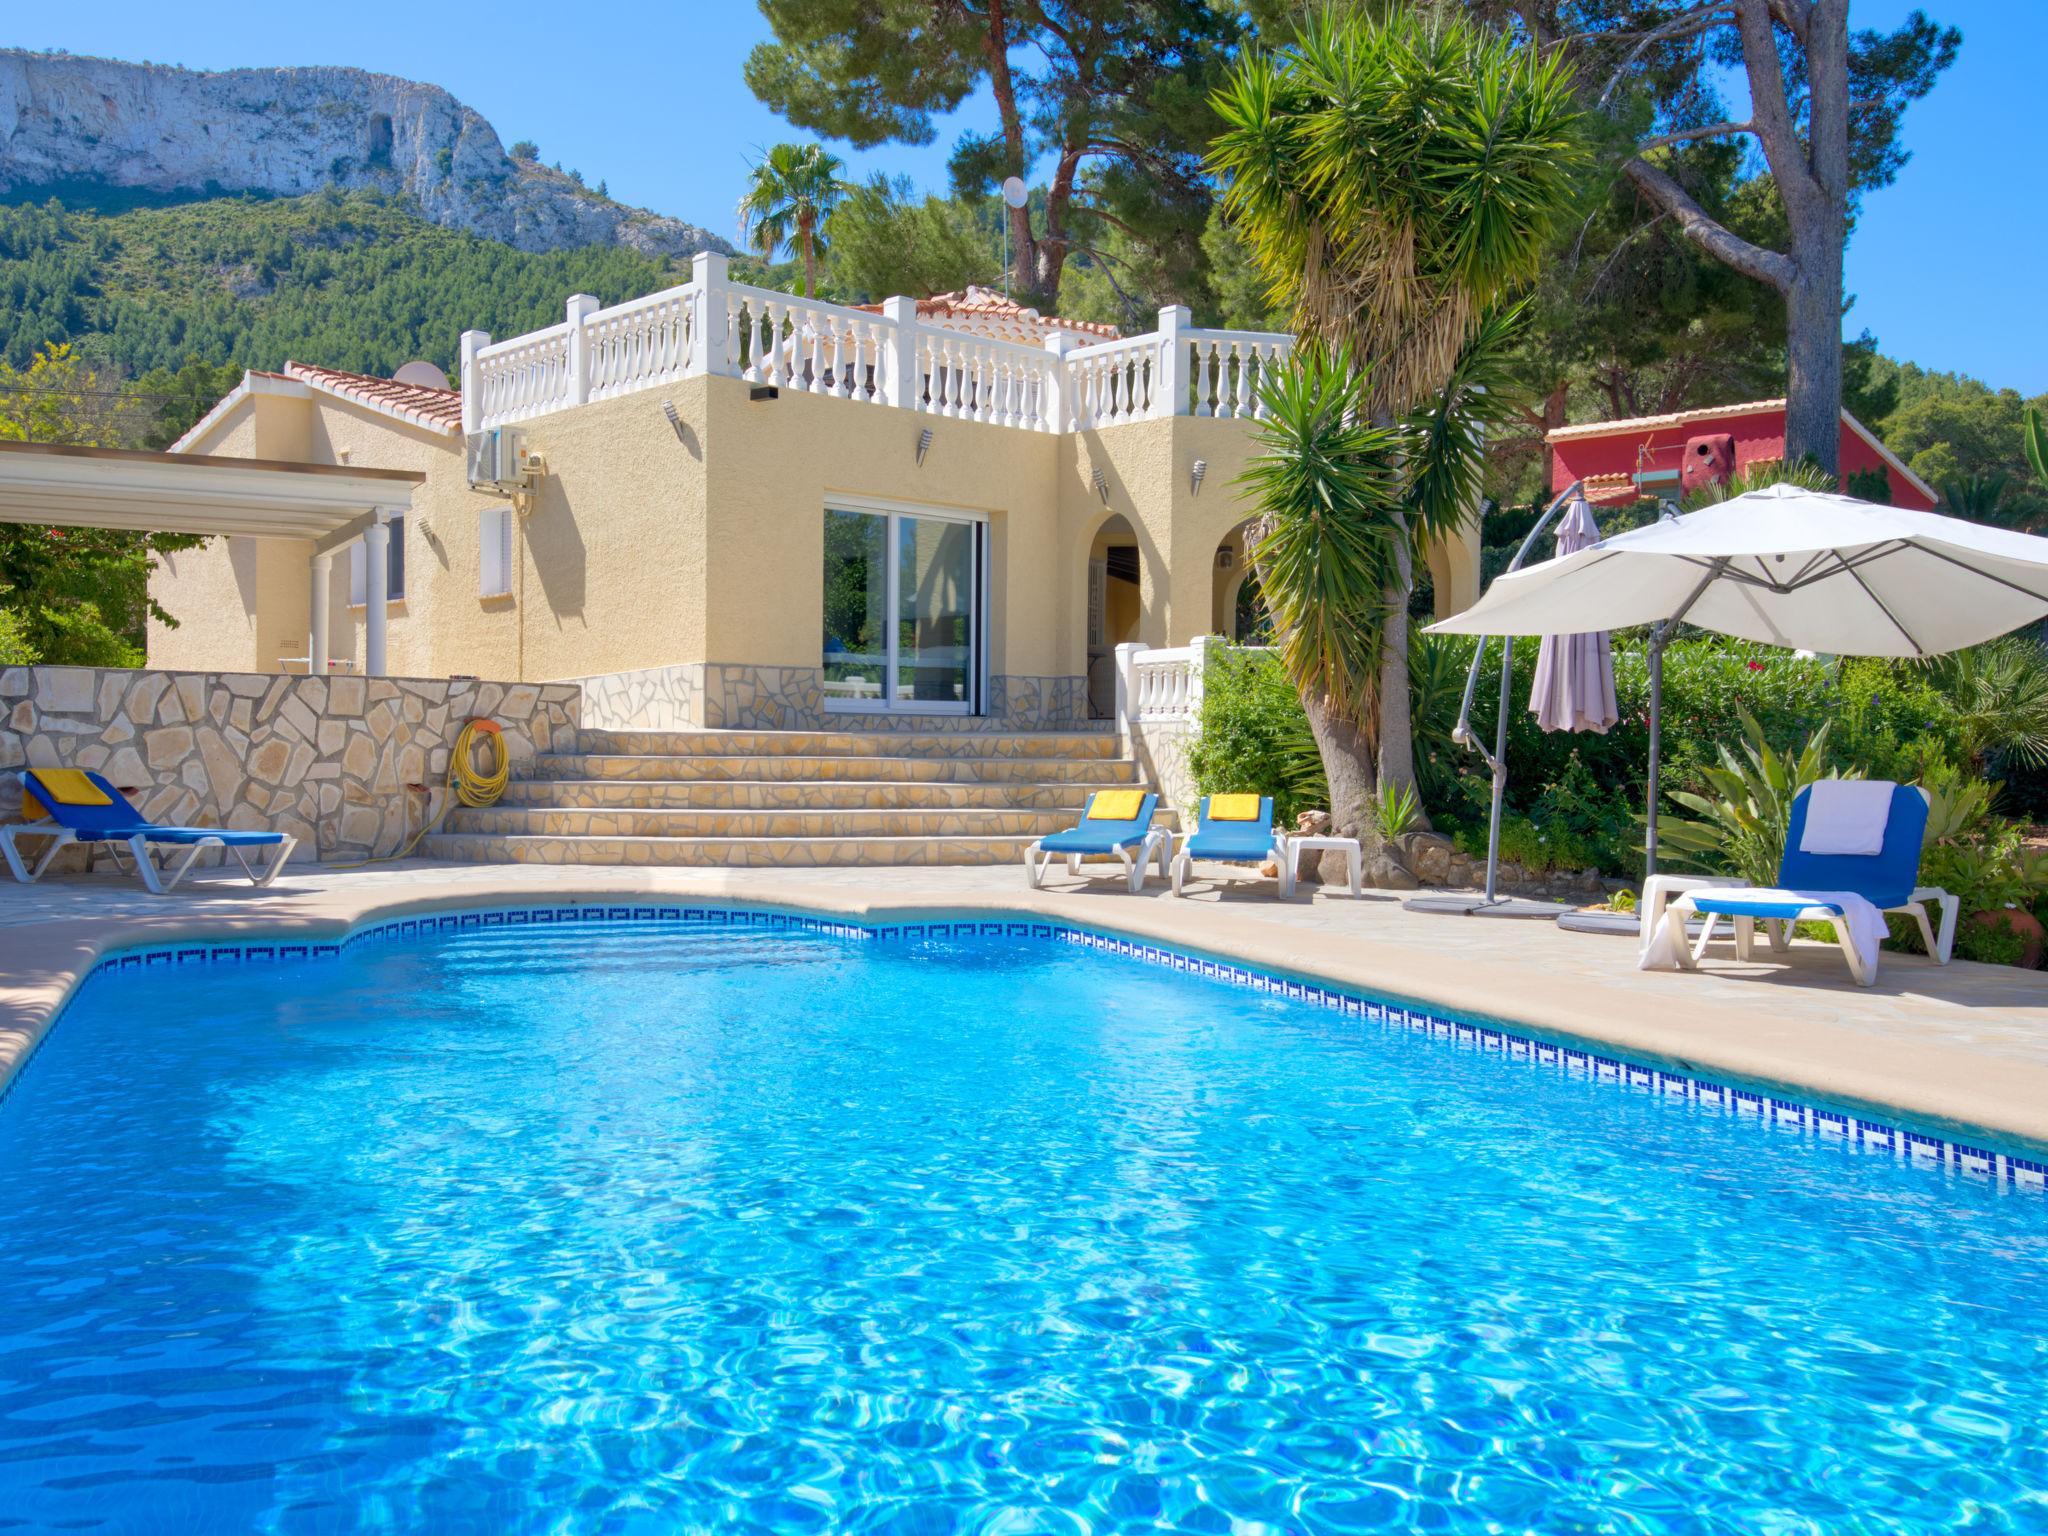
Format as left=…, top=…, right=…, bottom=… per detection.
left=0, top=49, right=730, bottom=260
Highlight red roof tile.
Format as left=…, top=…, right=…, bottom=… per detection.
left=852, top=286, right=1118, bottom=344
left=283, top=361, right=463, bottom=434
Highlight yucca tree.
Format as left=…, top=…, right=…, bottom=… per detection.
left=736, top=143, right=851, bottom=298
left=1212, top=10, right=1583, bottom=837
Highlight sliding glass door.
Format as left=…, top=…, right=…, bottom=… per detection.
left=823, top=504, right=983, bottom=713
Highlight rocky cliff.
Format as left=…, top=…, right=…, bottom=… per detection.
left=0, top=50, right=730, bottom=260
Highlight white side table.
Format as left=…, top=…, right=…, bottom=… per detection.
left=1286, top=834, right=1364, bottom=897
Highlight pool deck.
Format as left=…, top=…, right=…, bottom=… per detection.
left=2, top=859, right=2045, bottom=1156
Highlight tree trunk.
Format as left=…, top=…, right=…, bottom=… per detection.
left=1373, top=516, right=1429, bottom=833
left=978, top=0, right=1041, bottom=303
left=1302, top=686, right=1377, bottom=840
left=1782, top=226, right=1843, bottom=474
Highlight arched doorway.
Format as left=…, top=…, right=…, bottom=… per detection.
left=1085, top=514, right=1143, bottom=718
left=1211, top=519, right=1272, bottom=643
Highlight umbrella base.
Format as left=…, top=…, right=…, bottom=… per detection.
left=1556, top=909, right=1642, bottom=937
left=1403, top=894, right=1574, bottom=920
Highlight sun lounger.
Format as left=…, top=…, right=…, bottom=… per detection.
left=1024, top=789, right=1169, bottom=893
left=1658, top=781, right=1956, bottom=986
left=1, top=767, right=297, bottom=895
left=1170, top=794, right=1291, bottom=897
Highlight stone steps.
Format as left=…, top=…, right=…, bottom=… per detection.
left=448, top=805, right=1174, bottom=839
left=494, top=779, right=1129, bottom=810
left=421, top=831, right=1048, bottom=868
left=573, top=728, right=1120, bottom=760
left=428, top=724, right=1159, bottom=868
left=532, top=752, right=1138, bottom=785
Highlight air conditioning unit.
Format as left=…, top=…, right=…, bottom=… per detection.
left=466, top=428, right=532, bottom=493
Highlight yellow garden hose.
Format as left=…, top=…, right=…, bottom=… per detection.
left=336, top=716, right=508, bottom=866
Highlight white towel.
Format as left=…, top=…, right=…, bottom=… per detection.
left=1798, top=779, right=1895, bottom=856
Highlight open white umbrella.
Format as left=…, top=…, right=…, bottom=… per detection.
left=1429, top=483, right=2048, bottom=877
left=1527, top=495, right=1618, bottom=734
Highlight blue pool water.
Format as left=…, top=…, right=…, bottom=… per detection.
left=1, top=922, right=2045, bottom=1533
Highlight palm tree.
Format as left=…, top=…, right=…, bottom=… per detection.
left=736, top=143, right=851, bottom=298
left=1209, top=8, right=1583, bottom=839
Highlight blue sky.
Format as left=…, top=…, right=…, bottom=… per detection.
left=20, top=1, right=2043, bottom=394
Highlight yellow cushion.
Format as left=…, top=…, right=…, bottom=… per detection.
left=31, top=768, right=111, bottom=806
left=1086, top=789, right=1146, bottom=822
left=1208, top=794, right=1263, bottom=822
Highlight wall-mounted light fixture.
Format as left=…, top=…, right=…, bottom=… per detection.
left=1190, top=459, right=1207, bottom=496
left=661, top=399, right=685, bottom=440
left=749, top=384, right=780, bottom=403
left=1091, top=466, right=1110, bottom=505
left=916, top=427, right=934, bottom=467
left=1216, top=547, right=1234, bottom=570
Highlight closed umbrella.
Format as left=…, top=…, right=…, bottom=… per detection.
left=1527, top=495, right=1618, bottom=735
left=1429, top=483, right=2048, bottom=878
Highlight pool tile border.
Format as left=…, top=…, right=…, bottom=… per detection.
left=38, top=901, right=2048, bottom=1198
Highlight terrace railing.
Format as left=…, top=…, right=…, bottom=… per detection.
left=462, top=251, right=1295, bottom=436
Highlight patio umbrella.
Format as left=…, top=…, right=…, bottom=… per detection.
left=1526, top=495, right=1618, bottom=735
left=1428, top=483, right=2048, bottom=877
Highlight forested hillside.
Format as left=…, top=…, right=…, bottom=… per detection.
left=0, top=188, right=691, bottom=380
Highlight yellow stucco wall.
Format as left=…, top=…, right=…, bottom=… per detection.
left=150, top=370, right=1481, bottom=688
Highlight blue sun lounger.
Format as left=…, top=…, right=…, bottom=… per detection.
left=1024, top=789, right=1169, bottom=893
left=1663, top=782, right=1956, bottom=987
left=1170, top=794, right=1292, bottom=897
left=2, top=767, right=298, bottom=895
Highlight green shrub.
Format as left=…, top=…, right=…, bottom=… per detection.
left=1187, top=647, right=1328, bottom=826
left=0, top=605, right=36, bottom=665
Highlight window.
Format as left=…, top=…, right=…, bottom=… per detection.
left=349, top=517, right=406, bottom=604
left=821, top=502, right=983, bottom=713
left=479, top=506, right=514, bottom=598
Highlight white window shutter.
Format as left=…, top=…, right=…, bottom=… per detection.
left=480, top=507, right=513, bottom=597
left=349, top=540, right=365, bottom=605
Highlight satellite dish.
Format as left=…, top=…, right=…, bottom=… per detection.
left=392, top=360, right=452, bottom=390
left=1001, top=176, right=1029, bottom=210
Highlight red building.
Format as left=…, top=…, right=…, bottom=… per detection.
left=1546, top=398, right=1937, bottom=511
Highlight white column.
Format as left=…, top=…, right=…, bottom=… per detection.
left=880, top=295, right=919, bottom=410
left=1114, top=639, right=1143, bottom=739
left=1156, top=304, right=1190, bottom=420
left=459, top=329, right=490, bottom=435
left=362, top=519, right=390, bottom=677
left=308, top=552, right=332, bottom=675
left=686, top=251, right=730, bottom=377
left=564, top=293, right=600, bottom=404
left=1043, top=331, right=1076, bottom=434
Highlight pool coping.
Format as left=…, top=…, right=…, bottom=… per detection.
left=4, top=872, right=2047, bottom=1186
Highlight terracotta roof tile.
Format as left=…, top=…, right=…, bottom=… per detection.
left=283, top=361, right=463, bottom=434
left=852, top=286, right=1119, bottom=344
left=1546, top=398, right=1787, bottom=443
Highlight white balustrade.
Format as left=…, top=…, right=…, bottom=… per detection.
left=1116, top=636, right=1277, bottom=733
left=1064, top=334, right=1165, bottom=430
left=467, top=278, right=1294, bottom=435
left=1184, top=330, right=1293, bottom=420
left=470, top=323, right=573, bottom=425
left=585, top=286, right=699, bottom=402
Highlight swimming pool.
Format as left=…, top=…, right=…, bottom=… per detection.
left=2, top=914, right=2043, bottom=1532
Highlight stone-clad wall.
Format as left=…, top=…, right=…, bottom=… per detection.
left=572, top=660, right=1097, bottom=733
left=0, top=666, right=580, bottom=866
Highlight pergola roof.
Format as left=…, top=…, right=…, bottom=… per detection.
left=0, top=439, right=422, bottom=543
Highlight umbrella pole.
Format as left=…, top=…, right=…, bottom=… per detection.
left=1641, top=554, right=1730, bottom=886
left=1644, top=623, right=1667, bottom=883
left=1484, top=637, right=1513, bottom=903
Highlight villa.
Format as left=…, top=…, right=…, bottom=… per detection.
left=152, top=253, right=1483, bottom=729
